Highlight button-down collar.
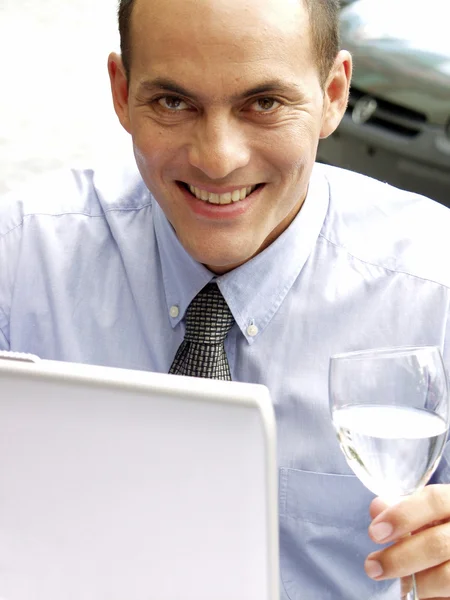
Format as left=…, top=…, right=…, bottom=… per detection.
left=154, top=166, right=330, bottom=343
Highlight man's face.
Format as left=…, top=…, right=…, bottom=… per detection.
left=110, top=0, right=349, bottom=273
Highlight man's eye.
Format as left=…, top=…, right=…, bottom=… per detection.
left=157, top=96, right=189, bottom=111
left=252, top=98, right=281, bottom=112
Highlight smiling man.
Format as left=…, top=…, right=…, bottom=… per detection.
left=2, top=0, right=450, bottom=598
left=108, top=0, right=349, bottom=274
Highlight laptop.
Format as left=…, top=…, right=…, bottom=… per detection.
left=0, top=353, right=279, bottom=600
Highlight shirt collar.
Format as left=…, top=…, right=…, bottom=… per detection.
left=153, top=204, right=214, bottom=328
left=154, top=164, right=330, bottom=343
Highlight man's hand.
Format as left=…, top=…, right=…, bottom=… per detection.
left=364, top=485, right=450, bottom=599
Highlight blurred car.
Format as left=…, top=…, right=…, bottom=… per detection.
left=318, top=0, right=450, bottom=207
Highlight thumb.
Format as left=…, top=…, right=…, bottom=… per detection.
left=370, top=497, right=389, bottom=521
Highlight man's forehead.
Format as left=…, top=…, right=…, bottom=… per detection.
left=132, top=0, right=303, bottom=14
left=128, top=0, right=317, bottom=89
left=131, top=0, right=308, bottom=40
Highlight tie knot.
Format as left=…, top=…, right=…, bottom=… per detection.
left=184, top=283, right=234, bottom=344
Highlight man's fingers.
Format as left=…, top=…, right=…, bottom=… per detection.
left=369, top=486, right=450, bottom=544
left=367, top=487, right=450, bottom=600
left=370, top=497, right=389, bottom=520
left=366, top=523, right=450, bottom=580
left=405, top=597, right=450, bottom=600
left=401, top=560, right=450, bottom=599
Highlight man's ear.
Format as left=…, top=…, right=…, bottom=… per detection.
left=108, top=52, right=132, bottom=134
left=320, top=50, right=352, bottom=139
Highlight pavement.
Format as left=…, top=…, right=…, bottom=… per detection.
left=0, top=0, right=131, bottom=194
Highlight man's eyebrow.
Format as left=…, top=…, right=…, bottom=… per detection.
left=235, top=80, right=302, bottom=99
left=137, top=77, right=304, bottom=101
left=138, top=78, right=197, bottom=99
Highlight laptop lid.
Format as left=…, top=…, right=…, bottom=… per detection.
left=0, top=355, right=279, bottom=600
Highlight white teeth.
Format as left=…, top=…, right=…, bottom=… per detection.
left=187, top=184, right=257, bottom=204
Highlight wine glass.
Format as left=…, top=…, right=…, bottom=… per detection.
left=329, top=346, right=449, bottom=600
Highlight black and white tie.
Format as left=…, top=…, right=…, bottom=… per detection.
left=169, top=283, right=234, bottom=380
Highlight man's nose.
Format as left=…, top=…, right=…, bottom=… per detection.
left=187, top=115, right=251, bottom=180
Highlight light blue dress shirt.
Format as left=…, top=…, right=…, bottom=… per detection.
left=1, top=160, right=450, bottom=599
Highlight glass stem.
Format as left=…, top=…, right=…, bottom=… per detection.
left=406, top=573, right=419, bottom=600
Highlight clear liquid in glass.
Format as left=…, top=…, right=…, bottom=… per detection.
left=332, top=404, right=448, bottom=504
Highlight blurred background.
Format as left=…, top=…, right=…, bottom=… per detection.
left=1, top=0, right=449, bottom=206
left=318, top=0, right=450, bottom=207
left=0, top=0, right=130, bottom=195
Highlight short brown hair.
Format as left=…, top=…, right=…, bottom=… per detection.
left=118, top=0, right=340, bottom=87
left=304, top=0, right=341, bottom=85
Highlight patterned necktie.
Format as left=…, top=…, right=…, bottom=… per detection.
left=169, top=283, right=234, bottom=380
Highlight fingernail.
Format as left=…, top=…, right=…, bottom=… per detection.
left=365, top=559, right=384, bottom=579
left=370, top=521, right=394, bottom=542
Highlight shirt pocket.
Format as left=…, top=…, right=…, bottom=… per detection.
left=279, top=467, right=399, bottom=600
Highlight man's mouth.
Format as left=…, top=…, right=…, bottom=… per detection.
left=180, top=182, right=261, bottom=205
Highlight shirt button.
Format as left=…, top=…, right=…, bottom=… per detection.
left=169, top=305, right=180, bottom=318
left=247, top=324, right=259, bottom=337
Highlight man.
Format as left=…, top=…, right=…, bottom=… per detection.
left=1, top=0, right=450, bottom=597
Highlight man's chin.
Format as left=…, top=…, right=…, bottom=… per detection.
left=177, top=232, right=263, bottom=274
left=181, top=233, right=271, bottom=273
left=194, top=250, right=253, bottom=275
left=204, top=261, right=244, bottom=275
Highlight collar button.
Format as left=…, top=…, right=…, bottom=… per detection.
left=247, top=324, right=259, bottom=337
left=169, top=305, right=180, bottom=318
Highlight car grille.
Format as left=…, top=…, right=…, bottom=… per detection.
left=347, top=86, right=427, bottom=138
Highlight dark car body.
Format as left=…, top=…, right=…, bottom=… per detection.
left=318, top=0, right=450, bottom=206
